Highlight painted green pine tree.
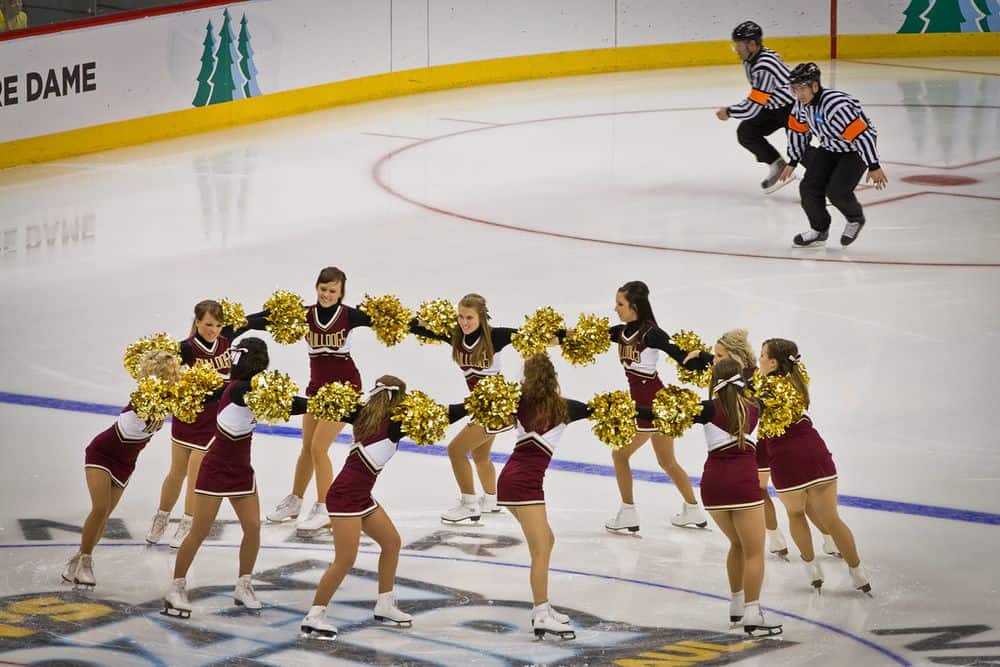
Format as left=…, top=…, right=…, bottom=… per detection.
left=924, top=0, right=966, bottom=31
left=238, top=13, right=261, bottom=98
left=193, top=21, right=215, bottom=107
left=208, top=9, right=246, bottom=104
left=973, top=0, right=999, bottom=30
left=899, top=0, right=932, bottom=32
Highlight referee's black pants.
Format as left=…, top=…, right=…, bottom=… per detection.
left=736, top=104, right=792, bottom=164
left=799, top=147, right=867, bottom=232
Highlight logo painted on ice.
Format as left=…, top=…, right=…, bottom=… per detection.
left=0, top=559, right=792, bottom=665
left=193, top=8, right=262, bottom=107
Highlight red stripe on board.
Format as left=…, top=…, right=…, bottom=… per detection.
left=830, top=0, right=838, bottom=60
left=0, top=0, right=247, bottom=42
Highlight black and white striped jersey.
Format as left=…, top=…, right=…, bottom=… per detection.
left=786, top=88, right=880, bottom=169
left=727, top=47, right=795, bottom=119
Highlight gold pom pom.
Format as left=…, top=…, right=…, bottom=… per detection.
left=130, top=376, right=176, bottom=423
left=392, top=391, right=450, bottom=445
left=219, top=298, right=248, bottom=330
left=172, top=362, right=225, bottom=424
left=651, top=385, right=702, bottom=437
left=415, top=298, right=456, bottom=345
left=464, top=375, right=521, bottom=432
left=263, top=290, right=308, bottom=345
left=244, top=370, right=299, bottom=424
left=752, top=370, right=809, bottom=438
left=511, top=306, right=565, bottom=359
left=359, top=294, right=414, bottom=347
left=560, top=314, right=611, bottom=366
left=307, top=381, right=362, bottom=423
left=123, top=333, right=181, bottom=379
left=587, top=390, right=637, bottom=450
left=670, top=329, right=713, bottom=388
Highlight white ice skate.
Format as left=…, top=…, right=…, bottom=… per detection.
left=266, top=494, right=302, bottom=523
left=767, top=529, right=790, bottom=560
left=234, top=575, right=262, bottom=610
left=162, top=578, right=192, bottom=619
left=441, top=498, right=482, bottom=524
left=479, top=493, right=502, bottom=514
left=374, top=591, right=413, bottom=627
left=531, top=606, right=575, bottom=640
left=61, top=553, right=80, bottom=584
left=821, top=533, right=841, bottom=558
left=73, top=554, right=95, bottom=589
left=530, top=602, right=571, bottom=626
left=850, top=565, right=872, bottom=596
left=146, top=510, right=170, bottom=545
left=803, top=558, right=824, bottom=593
left=169, top=515, right=192, bottom=549
left=729, top=593, right=745, bottom=628
left=296, top=502, right=331, bottom=533
left=605, top=504, right=640, bottom=534
left=743, top=604, right=783, bottom=638
left=761, top=158, right=792, bottom=194
left=670, top=502, right=709, bottom=529
left=301, top=605, right=338, bottom=640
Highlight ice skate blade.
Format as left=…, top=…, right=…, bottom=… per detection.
left=301, top=626, right=337, bottom=640
left=72, top=582, right=95, bottom=592
left=670, top=520, right=709, bottom=529
left=824, top=550, right=843, bottom=558
left=161, top=606, right=191, bottom=620
left=771, top=548, right=790, bottom=562
left=811, top=580, right=824, bottom=594
left=762, top=177, right=794, bottom=195
left=534, top=628, right=576, bottom=640
left=374, top=615, right=412, bottom=627
left=857, top=584, right=873, bottom=597
left=604, top=525, right=640, bottom=535
left=440, top=516, right=481, bottom=525
left=745, top=625, right=783, bottom=638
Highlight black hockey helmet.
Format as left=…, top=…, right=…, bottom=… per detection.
left=731, top=21, right=763, bottom=42
left=789, top=62, right=822, bottom=86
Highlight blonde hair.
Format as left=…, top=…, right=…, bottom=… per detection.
left=762, top=338, right=810, bottom=408
left=717, top=329, right=755, bottom=370
left=451, top=293, right=494, bottom=367
left=137, top=350, right=180, bottom=383
left=352, top=375, right=407, bottom=442
left=710, top=358, right=750, bottom=448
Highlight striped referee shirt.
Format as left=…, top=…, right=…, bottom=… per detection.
left=786, top=88, right=880, bottom=169
left=727, top=47, right=795, bottom=119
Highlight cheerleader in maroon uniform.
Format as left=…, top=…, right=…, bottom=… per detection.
left=497, top=354, right=588, bottom=640
left=603, top=281, right=707, bottom=533
left=758, top=338, right=870, bottom=594
left=63, top=350, right=181, bottom=589
left=416, top=294, right=521, bottom=524
left=266, top=267, right=380, bottom=534
left=300, top=376, right=468, bottom=640
left=687, top=358, right=781, bottom=637
left=684, top=329, right=838, bottom=559
left=147, top=300, right=261, bottom=549
left=164, top=338, right=308, bottom=618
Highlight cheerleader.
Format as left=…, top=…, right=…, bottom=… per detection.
left=300, top=377, right=468, bottom=640
left=147, top=300, right=261, bottom=548
left=417, top=294, right=519, bottom=524
left=685, top=358, right=782, bottom=637
left=64, top=350, right=181, bottom=588
left=164, top=338, right=308, bottom=618
left=758, top=338, right=870, bottom=593
left=684, top=329, right=838, bottom=559
left=497, top=354, right=588, bottom=640
left=604, top=281, right=707, bottom=533
left=264, top=267, right=379, bottom=534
